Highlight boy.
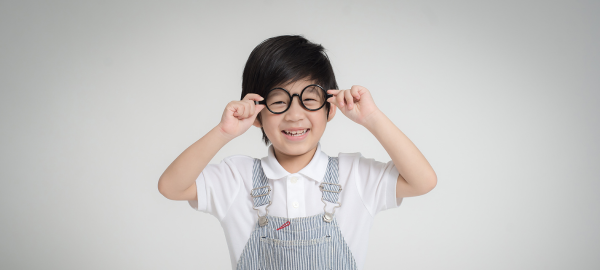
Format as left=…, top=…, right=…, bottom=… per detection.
left=158, top=35, right=437, bottom=270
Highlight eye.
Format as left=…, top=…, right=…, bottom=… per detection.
left=270, top=101, right=287, bottom=105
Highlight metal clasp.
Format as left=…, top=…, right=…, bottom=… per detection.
left=321, top=197, right=341, bottom=223
left=250, top=185, right=272, bottom=226
left=319, top=182, right=342, bottom=193
left=319, top=182, right=342, bottom=223
left=250, top=185, right=271, bottom=198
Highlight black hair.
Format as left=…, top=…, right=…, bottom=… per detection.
left=241, top=35, right=338, bottom=145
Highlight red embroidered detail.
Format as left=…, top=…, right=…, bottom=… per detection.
left=276, top=221, right=291, bottom=230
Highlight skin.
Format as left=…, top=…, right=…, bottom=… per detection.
left=158, top=78, right=437, bottom=201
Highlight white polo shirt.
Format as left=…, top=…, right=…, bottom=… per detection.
left=188, top=142, right=402, bottom=270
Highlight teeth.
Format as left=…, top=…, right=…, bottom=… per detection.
left=284, top=129, right=307, bottom=136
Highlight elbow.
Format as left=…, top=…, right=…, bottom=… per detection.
left=158, top=177, right=196, bottom=201
left=158, top=181, right=168, bottom=199
left=157, top=177, right=175, bottom=200
left=417, top=174, right=437, bottom=196
left=424, top=173, right=437, bottom=194
left=425, top=175, right=437, bottom=193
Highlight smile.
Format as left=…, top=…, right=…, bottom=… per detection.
left=282, top=129, right=309, bottom=136
left=281, top=128, right=310, bottom=141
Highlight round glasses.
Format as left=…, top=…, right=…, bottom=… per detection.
left=254, top=84, right=333, bottom=114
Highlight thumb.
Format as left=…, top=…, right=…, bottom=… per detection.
left=327, top=96, right=339, bottom=108
left=252, top=104, right=265, bottom=118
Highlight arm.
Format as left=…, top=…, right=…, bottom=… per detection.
left=157, top=127, right=232, bottom=200
left=364, top=110, right=437, bottom=197
left=327, top=86, right=437, bottom=198
left=158, top=94, right=265, bottom=201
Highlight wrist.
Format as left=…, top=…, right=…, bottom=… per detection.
left=362, top=109, right=387, bottom=131
left=213, top=124, right=237, bottom=143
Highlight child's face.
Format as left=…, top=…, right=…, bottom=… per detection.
left=253, top=77, right=336, bottom=159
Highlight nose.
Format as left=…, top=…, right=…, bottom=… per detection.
left=284, top=94, right=305, bottom=121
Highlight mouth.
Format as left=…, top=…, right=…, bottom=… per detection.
left=281, top=128, right=310, bottom=140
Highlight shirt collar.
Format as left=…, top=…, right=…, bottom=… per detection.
left=260, top=142, right=329, bottom=183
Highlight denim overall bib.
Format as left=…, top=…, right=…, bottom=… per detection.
left=236, top=156, right=358, bottom=270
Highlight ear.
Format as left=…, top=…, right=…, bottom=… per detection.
left=253, top=113, right=262, bottom=128
left=327, top=104, right=336, bottom=122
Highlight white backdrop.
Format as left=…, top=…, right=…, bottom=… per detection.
left=1, top=0, right=599, bottom=269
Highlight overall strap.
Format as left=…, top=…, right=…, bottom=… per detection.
left=319, top=156, right=342, bottom=222
left=250, top=158, right=271, bottom=226
left=320, top=156, right=341, bottom=203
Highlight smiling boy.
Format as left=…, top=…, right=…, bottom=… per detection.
left=158, top=35, right=437, bottom=270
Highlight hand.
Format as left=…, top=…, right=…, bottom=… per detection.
left=218, top=93, right=265, bottom=140
left=327, top=85, right=380, bottom=127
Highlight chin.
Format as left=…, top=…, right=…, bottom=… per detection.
left=274, top=141, right=317, bottom=156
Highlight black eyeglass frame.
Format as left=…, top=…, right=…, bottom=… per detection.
left=254, top=84, right=334, bottom=114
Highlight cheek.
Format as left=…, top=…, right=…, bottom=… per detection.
left=261, top=117, right=280, bottom=134
left=310, top=116, right=328, bottom=131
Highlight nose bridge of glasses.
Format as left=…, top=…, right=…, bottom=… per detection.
left=291, top=93, right=303, bottom=104
left=288, top=93, right=305, bottom=111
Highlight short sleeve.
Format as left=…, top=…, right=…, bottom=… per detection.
left=187, top=155, right=250, bottom=220
left=340, top=153, right=402, bottom=216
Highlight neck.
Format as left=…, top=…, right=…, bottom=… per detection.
left=273, top=146, right=318, bottom=174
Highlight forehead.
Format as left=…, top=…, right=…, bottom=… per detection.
left=276, top=78, right=317, bottom=93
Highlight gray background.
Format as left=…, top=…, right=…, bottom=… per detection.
left=1, top=0, right=598, bottom=269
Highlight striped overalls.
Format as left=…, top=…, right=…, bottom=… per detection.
left=236, top=156, right=358, bottom=270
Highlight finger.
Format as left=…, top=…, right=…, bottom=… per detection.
left=248, top=100, right=264, bottom=117
left=327, top=89, right=341, bottom=107
left=231, top=102, right=243, bottom=117
left=326, top=94, right=338, bottom=108
left=344, top=89, right=354, bottom=109
left=245, top=100, right=255, bottom=117
left=243, top=93, right=264, bottom=102
left=241, top=101, right=251, bottom=119
left=350, top=86, right=361, bottom=100
left=336, top=90, right=346, bottom=108
left=238, top=103, right=247, bottom=118
left=327, top=90, right=340, bottom=101
left=242, top=93, right=264, bottom=115
left=326, top=95, right=336, bottom=106
left=253, top=104, right=265, bottom=116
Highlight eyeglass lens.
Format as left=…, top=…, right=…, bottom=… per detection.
left=265, top=85, right=326, bottom=113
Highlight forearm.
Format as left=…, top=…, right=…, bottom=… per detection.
left=158, top=125, right=232, bottom=199
left=364, top=110, right=437, bottom=192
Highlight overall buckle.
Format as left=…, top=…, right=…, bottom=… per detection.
left=319, top=182, right=342, bottom=223
left=250, top=185, right=272, bottom=226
